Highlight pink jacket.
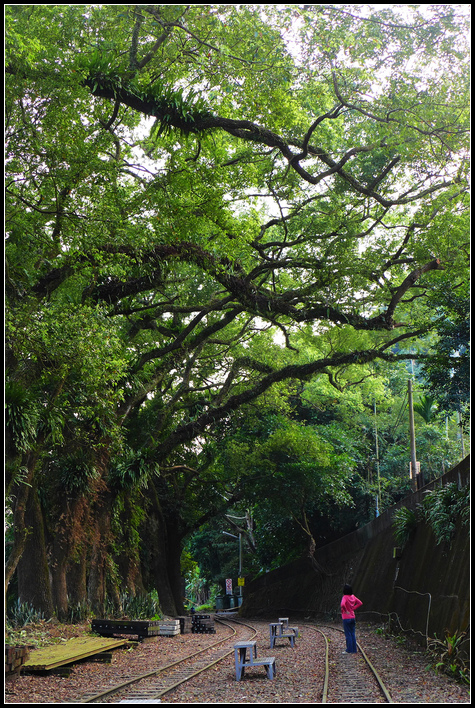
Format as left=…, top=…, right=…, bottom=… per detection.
left=341, top=594, right=363, bottom=619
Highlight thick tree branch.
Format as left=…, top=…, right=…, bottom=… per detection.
left=155, top=330, right=426, bottom=461
left=131, top=305, right=244, bottom=374
left=85, top=76, right=455, bottom=207
left=379, top=258, right=444, bottom=326
left=36, top=239, right=444, bottom=333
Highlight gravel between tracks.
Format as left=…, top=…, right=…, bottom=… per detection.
left=5, top=619, right=469, bottom=704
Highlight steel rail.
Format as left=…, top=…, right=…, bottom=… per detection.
left=74, top=617, right=392, bottom=704
left=314, top=623, right=394, bottom=703
left=356, top=640, right=394, bottom=703
left=306, top=625, right=330, bottom=703
left=139, top=617, right=257, bottom=700
left=145, top=617, right=257, bottom=700
left=73, top=616, right=255, bottom=703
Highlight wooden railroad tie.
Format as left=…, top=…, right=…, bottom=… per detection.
left=191, top=614, right=216, bottom=634
left=176, top=615, right=193, bottom=633
left=158, top=619, right=181, bottom=636
left=5, top=645, right=31, bottom=676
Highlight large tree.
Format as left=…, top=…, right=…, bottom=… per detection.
left=5, top=5, right=469, bottom=615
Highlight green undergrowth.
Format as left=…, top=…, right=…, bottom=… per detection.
left=5, top=619, right=91, bottom=650
left=373, top=622, right=469, bottom=686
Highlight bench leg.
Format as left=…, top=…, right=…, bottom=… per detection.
left=235, top=653, right=244, bottom=681
left=265, top=660, right=276, bottom=679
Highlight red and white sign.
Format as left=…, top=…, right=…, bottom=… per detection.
left=225, top=578, right=233, bottom=594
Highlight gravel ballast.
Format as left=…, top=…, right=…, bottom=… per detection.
left=5, top=618, right=469, bottom=703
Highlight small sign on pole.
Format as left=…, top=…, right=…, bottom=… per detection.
left=409, top=461, right=421, bottom=478
left=225, top=578, right=233, bottom=595
left=238, top=577, right=245, bottom=587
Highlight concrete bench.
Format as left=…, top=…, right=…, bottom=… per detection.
left=234, top=640, right=276, bottom=680
left=270, top=621, right=299, bottom=648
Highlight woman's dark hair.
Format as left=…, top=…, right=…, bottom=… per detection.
left=343, top=584, right=353, bottom=595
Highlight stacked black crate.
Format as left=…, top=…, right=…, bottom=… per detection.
left=191, top=614, right=216, bottom=634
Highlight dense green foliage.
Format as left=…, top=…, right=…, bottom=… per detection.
left=419, top=285, right=470, bottom=427
left=5, top=5, right=469, bottom=616
left=393, top=482, right=469, bottom=549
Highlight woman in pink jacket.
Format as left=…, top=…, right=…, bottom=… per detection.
left=341, top=584, right=363, bottom=653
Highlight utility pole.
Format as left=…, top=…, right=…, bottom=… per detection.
left=457, top=409, right=465, bottom=459
left=408, top=379, right=418, bottom=492
left=224, top=516, right=246, bottom=604
left=374, top=399, right=381, bottom=517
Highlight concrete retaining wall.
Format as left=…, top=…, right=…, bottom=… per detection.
left=241, top=456, right=470, bottom=648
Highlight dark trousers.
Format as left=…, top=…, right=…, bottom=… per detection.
left=343, top=618, right=357, bottom=652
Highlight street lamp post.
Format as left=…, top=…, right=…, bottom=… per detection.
left=222, top=531, right=242, bottom=601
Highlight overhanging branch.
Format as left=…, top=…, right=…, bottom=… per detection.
left=156, top=331, right=427, bottom=460
left=84, top=76, right=453, bottom=207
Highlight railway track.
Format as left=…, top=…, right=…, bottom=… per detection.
left=73, top=616, right=256, bottom=703
left=72, top=617, right=393, bottom=703
left=302, top=623, right=393, bottom=703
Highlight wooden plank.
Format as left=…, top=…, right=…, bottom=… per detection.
left=22, top=637, right=127, bottom=671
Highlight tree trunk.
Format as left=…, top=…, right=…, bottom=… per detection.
left=88, top=490, right=114, bottom=616
left=88, top=527, right=106, bottom=616
left=116, top=493, right=145, bottom=597
left=106, top=555, right=122, bottom=616
left=117, top=552, right=145, bottom=597
left=50, top=531, right=69, bottom=621
left=166, top=519, right=185, bottom=616
left=142, top=484, right=185, bottom=617
left=145, top=485, right=185, bottom=616
left=67, top=547, right=88, bottom=606
left=16, top=481, right=54, bottom=618
left=49, top=493, right=91, bottom=619
left=5, top=453, right=38, bottom=598
left=147, top=513, right=178, bottom=616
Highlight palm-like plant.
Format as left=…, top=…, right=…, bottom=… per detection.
left=414, top=394, right=438, bottom=423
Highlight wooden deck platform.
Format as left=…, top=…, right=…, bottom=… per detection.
left=22, top=636, right=128, bottom=672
